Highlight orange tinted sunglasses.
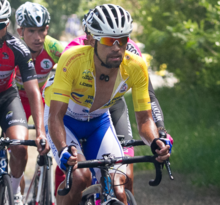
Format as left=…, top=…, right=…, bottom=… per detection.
left=98, top=36, right=129, bottom=46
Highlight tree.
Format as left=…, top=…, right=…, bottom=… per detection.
left=132, top=0, right=220, bottom=91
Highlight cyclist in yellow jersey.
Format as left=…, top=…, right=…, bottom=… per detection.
left=44, top=4, right=171, bottom=205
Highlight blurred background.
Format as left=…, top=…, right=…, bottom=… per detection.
left=7, top=0, right=220, bottom=202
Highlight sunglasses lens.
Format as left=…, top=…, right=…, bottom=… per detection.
left=119, top=37, right=128, bottom=46
left=99, top=37, right=128, bottom=46
left=0, top=23, right=7, bottom=30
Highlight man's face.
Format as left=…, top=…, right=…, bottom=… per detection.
left=22, top=26, right=48, bottom=52
left=96, top=39, right=127, bottom=69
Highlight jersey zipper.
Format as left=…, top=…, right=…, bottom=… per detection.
left=87, top=74, right=129, bottom=122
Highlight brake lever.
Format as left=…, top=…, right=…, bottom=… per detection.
left=159, top=130, right=174, bottom=180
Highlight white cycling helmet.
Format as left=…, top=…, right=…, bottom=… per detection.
left=86, top=4, right=132, bottom=37
left=82, top=9, right=93, bottom=34
left=0, top=0, right=11, bottom=25
left=16, top=1, right=50, bottom=27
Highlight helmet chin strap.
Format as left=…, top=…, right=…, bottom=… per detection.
left=94, top=40, right=111, bottom=69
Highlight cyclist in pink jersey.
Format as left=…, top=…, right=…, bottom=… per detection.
left=15, top=2, right=64, bottom=121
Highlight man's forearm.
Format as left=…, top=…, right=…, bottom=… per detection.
left=135, top=110, right=159, bottom=146
left=138, top=117, right=159, bottom=145
left=48, top=115, right=67, bottom=152
left=29, top=90, right=44, bottom=135
left=24, top=80, right=45, bottom=136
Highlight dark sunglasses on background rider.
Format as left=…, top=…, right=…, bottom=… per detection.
left=0, top=18, right=8, bottom=30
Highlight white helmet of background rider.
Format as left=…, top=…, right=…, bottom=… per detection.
left=15, top=1, right=50, bottom=28
left=85, top=4, right=133, bottom=38
left=0, top=0, right=11, bottom=25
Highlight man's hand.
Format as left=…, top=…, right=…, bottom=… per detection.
left=35, top=134, right=50, bottom=155
left=155, top=140, right=170, bottom=163
left=59, top=146, right=78, bottom=172
left=151, top=139, right=170, bottom=163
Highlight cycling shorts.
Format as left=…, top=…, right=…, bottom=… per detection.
left=44, top=105, right=126, bottom=181
left=110, top=97, right=134, bottom=157
left=0, top=87, right=27, bottom=132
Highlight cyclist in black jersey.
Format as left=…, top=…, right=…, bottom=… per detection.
left=0, top=1, right=49, bottom=204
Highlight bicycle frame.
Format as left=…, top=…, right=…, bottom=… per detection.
left=24, top=150, right=55, bottom=205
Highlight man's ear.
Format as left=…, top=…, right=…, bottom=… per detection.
left=17, top=28, right=23, bottom=37
left=45, top=25, right=49, bottom=34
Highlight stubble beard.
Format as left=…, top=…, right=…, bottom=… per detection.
left=105, top=56, right=122, bottom=69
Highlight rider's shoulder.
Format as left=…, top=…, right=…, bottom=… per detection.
left=123, top=51, right=148, bottom=74
left=124, top=50, right=145, bottom=64
left=5, top=32, right=30, bottom=56
left=43, top=35, right=65, bottom=63
left=61, top=45, right=92, bottom=62
left=44, top=35, right=65, bottom=56
left=70, top=35, right=87, bottom=46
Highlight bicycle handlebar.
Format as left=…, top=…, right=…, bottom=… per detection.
left=58, top=154, right=162, bottom=196
left=120, top=139, right=145, bottom=147
left=0, top=139, right=47, bottom=167
left=28, top=125, right=35, bottom=129
left=0, top=138, right=37, bottom=147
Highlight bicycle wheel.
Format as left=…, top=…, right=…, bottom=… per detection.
left=26, top=165, right=40, bottom=205
left=0, top=175, right=14, bottom=205
left=110, top=202, right=125, bottom=205
left=79, top=184, right=102, bottom=205
left=39, top=157, right=52, bottom=205
left=125, top=189, right=137, bottom=205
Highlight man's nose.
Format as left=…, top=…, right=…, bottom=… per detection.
left=34, top=31, right=41, bottom=40
left=111, top=42, right=120, bottom=50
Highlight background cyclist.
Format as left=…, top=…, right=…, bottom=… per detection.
left=0, top=1, right=49, bottom=204
left=54, top=9, right=173, bottom=196
left=44, top=4, right=171, bottom=205
left=15, top=2, right=64, bottom=121
left=14, top=1, right=64, bottom=196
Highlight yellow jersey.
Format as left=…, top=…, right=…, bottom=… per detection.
left=44, top=45, right=151, bottom=121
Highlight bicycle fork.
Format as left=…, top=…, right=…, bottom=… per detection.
left=100, top=168, right=119, bottom=205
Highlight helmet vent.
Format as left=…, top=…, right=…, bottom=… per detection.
left=36, top=16, right=41, bottom=23
left=120, top=8, right=125, bottom=28
left=91, top=18, right=102, bottom=31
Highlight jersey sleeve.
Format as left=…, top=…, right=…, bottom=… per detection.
left=148, top=78, right=165, bottom=127
left=50, top=47, right=80, bottom=104
left=13, top=38, right=37, bottom=82
left=44, top=35, right=65, bottom=63
left=130, top=57, right=151, bottom=112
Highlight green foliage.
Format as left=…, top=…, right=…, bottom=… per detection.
left=8, top=0, right=80, bottom=38
left=132, top=0, right=220, bottom=91
left=125, top=86, right=220, bottom=187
